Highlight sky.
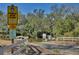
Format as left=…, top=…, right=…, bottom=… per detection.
left=0, top=3, right=53, bottom=14
left=0, top=3, right=79, bottom=15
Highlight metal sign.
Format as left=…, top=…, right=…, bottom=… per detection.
left=7, top=4, right=18, bottom=27
left=9, top=29, right=16, bottom=39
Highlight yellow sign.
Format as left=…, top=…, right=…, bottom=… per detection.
left=7, top=4, right=18, bottom=26
left=7, top=5, right=18, bottom=29
left=8, top=25, right=17, bottom=29
left=8, top=6, right=17, bottom=13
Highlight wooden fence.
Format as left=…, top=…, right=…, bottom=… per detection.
left=56, top=37, right=79, bottom=41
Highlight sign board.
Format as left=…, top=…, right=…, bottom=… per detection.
left=9, top=29, right=16, bottom=39
left=7, top=4, right=18, bottom=29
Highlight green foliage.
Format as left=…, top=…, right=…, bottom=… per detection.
left=13, top=6, right=79, bottom=37
left=28, top=38, right=43, bottom=42
left=1, top=4, right=79, bottom=38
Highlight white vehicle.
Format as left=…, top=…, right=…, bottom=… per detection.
left=16, top=36, right=28, bottom=40
left=14, top=36, right=29, bottom=45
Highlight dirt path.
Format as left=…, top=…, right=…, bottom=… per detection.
left=0, top=39, right=11, bottom=45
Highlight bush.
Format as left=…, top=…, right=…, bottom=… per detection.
left=28, top=38, right=43, bottom=42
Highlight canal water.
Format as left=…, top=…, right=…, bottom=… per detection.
left=0, top=46, right=4, bottom=55
left=42, top=44, right=79, bottom=50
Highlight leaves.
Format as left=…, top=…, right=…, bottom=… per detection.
left=1, top=4, right=79, bottom=38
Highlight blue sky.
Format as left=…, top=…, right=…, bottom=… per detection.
left=0, top=3, right=53, bottom=14
left=0, top=3, right=79, bottom=15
